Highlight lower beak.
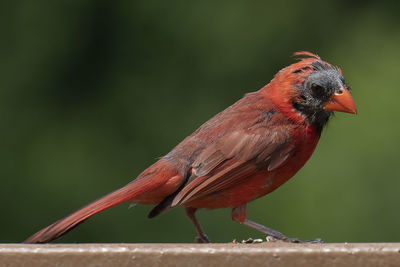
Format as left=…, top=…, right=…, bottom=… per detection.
left=324, top=89, right=357, bottom=114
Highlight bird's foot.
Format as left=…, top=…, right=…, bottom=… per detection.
left=241, top=237, right=264, bottom=244
left=194, top=234, right=210, bottom=243
left=266, top=235, right=300, bottom=243
left=266, top=235, right=323, bottom=244
left=304, top=238, right=324, bottom=244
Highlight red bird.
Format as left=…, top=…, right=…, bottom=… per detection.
left=24, top=52, right=356, bottom=244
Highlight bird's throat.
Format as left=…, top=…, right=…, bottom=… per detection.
left=293, top=102, right=332, bottom=134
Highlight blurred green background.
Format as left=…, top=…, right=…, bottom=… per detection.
left=1, top=1, right=400, bottom=243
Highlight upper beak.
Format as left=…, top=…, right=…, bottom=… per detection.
left=324, top=88, right=357, bottom=114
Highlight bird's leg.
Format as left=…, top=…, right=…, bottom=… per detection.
left=232, top=204, right=302, bottom=243
left=185, top=207, right=210, bottom=243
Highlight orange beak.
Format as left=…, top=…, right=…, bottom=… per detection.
left=324, top=88, right=357, bottom=114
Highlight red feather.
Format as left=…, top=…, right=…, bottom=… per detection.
left=24, top=52, right=356, bottom=244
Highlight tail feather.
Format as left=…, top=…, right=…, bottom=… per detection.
left=23, top=182, right=143, bottom=244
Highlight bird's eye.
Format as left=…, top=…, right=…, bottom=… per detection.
left=311, top=84, right=324, bottom=97
left=335, top=89, right=344, bottom=95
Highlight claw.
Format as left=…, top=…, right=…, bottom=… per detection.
left=304, top=238, right=324, bottom=244
left=279, top=236, right=302, bottom=243
left=285, top=237, right=302, bottom=243
left=266, top=236, right=278, bottom=242
left=242, top=238, right=263, bottom=244
left=267, top=235, right=324, bottom=244
left=194, top=234, right=210, bottom=243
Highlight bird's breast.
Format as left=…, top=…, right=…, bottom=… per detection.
left=184, top=125, right=320, bottom=209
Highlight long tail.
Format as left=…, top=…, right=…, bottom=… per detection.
left=23, top=178, right=159, bottom=244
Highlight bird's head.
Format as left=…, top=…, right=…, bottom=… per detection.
left=264, top=51, right=357, bottom=132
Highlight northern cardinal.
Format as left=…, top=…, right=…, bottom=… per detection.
left=24, top=52, right=356, bottom=244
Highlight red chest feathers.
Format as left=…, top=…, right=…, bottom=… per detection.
left=184, top=125, right=320, bottom=209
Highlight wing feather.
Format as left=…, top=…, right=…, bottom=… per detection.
left=172, top=128, right=293, bottom=206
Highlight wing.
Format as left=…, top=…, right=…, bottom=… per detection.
left=171, top=127, right=293, bottom=207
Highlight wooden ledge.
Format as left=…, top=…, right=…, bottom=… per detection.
left=1, top=243, right=399, bottom=267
